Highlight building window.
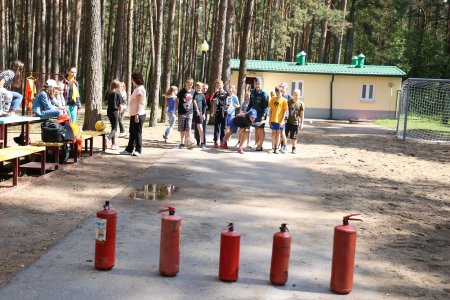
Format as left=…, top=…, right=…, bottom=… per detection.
left=361, top=84, right=374, bottom=102
left=291, top=81, right=304, bottom=96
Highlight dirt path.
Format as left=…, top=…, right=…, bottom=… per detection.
left=0, top=118, right=449, bottom=298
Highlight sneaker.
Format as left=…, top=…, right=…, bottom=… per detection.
left=111, top=144, right=118, bottom=150
left=255, top=147, right=263, bottom=151
left=201, top=143, right=207, bottom=149
left=238, top=147, right=244, bottom=154
left=273, top=149, right=278, bottom=154
left=223, top=142, right=228, bottom=149
left=292, top=148, right=296, bottom=154
left=179, top=144, right=185, bottom=149
left=120, top=150, right=132, bottom=155
left=119, top=132, right=127, bottom=138
left=214, top=142, right=219, bottom=148
left=132, top=151, right=141, bottom=157
left=162, top=134, right=167, bottom=141
left=280, top=146, right=287, bottom=154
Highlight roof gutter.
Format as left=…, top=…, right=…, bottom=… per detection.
left=330, top=74, right=335, bottom=119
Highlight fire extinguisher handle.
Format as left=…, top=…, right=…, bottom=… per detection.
left=224, top=222, right=234, bottom=232
left=157, top=205, right=176, bottom=215
left=343, top=214, right=363, bottom=224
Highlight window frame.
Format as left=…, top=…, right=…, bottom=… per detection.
left=290, top=80, right=304, bottom=97
left=360, top=84, right=375, bottom=102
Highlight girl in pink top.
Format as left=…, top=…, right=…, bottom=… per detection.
left=121, top=72, right=147, bottom=156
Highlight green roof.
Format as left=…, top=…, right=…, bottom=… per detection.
left=230, top=59, right=406, bottom=77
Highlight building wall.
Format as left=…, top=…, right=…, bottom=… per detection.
left=230, top=70, right=403, bottom=120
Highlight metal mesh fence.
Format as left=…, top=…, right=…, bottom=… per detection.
left=396, top=78, right=450, bottom=142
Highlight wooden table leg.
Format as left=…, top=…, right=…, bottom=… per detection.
left=84, top=139, right=88, bottom=152
left=4, top=124, right=7, bottom=147
left=12, top=157, right=18, bottom=186
left=25, top=123, right=30, bottom=145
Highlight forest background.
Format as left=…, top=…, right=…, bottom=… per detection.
left=0, top=0, right=449, bottom=129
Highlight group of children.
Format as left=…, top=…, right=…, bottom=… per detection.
left=162, top=77, right=305, bottom=154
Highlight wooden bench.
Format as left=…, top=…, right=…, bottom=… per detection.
left=0, top=146, right=46, bottom=186
left=81, top=131, right=107, bottom=156
left=31, top=141, right=66, bottom=166
left=30, top=130, right=106, bottom=164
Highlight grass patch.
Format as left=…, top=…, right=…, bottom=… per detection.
left=375, top=116, right=450, bottom=132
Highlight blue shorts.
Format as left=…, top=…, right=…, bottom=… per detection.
left=270, top=122, right=285, bottom=131
left=230, top=122, right=239, bottom=134
left=226, top=115, right=234, bottom=127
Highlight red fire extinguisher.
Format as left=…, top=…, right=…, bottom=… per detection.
left=95, top=201, right=117, bottom=270
left=158, top=205, right=182, bottom=276
left=270, top=223, right=291, bottom=285
left=330, top=214, right=362, bottom=294
left=219, top=222, right=241, bottom=282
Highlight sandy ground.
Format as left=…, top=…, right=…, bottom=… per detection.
left=0, top=114, right=449, bottom=298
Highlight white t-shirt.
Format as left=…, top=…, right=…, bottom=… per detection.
left=129, top=85, right=147, bottom=116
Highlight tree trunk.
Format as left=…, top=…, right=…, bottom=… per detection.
left=208, top=0, right=227, bottom=88
left=111, top=0, right=126, bottom=80
left=447, top=1, right=450, bottom=54
left=126, top=0, right=134, bottom=100
left=51, top=0, right=61, bottom=75
left=332, top=0, right=347, bottom=64
left=318, top=0, right=331, bottom=63
left=267, top=0, right=279, bottom=61
left=222, top=0, right=235, bottom=91
left=236, top=0, right=254, bottom=105
left=83, top=0, right=103, bottom=130
left=149, top=0, right=163, bottom=126
left=46, top=0, right=52, bottom=76
left=71, top=0, right=82, bottom=69
left=160, top=0, right=177, bottom=122
left=344, top=0, right=356, bottom=64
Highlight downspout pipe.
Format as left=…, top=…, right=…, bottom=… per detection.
left=330, top=74, right=335, bottom=119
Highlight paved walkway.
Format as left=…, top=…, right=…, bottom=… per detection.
left=0, top=130, right=385, bottom=300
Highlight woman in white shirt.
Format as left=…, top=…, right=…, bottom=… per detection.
left=121, top=72, right=147, bottom=156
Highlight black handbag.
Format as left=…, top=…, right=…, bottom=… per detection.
left=41, top=120, right=66, bottom=142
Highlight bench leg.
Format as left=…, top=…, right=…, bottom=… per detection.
left=12, top=157, right=18, bottom=186
left=40, top=151, right=46, bottom=175
left=84, top=139, right=88, bottom=152
left=54, top=146, right=60, bottom=169
left=89, top=138, right=93, bottom=156
left=102, top=134, right=106, bottom=152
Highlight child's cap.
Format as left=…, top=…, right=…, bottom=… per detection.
left=248, top=109, right=257, bottom=118
left=278, top=82, right=288, bottom=89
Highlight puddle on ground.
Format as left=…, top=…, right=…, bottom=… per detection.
left=129, top=184, right=179, bottom=201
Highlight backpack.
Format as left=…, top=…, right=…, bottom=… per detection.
left=41, top=120, right=66, bottom=142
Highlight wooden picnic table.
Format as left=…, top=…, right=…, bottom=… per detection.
left=0, top=116, right=47, bottom=148
left=0, top=145, right=46, bottom=186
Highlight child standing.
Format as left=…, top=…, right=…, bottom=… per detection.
left=175, top=77, right=195, bottom=149
left=118, top=82, right=128, bottom=137
left=163, top=86, right=178, bottom=142
left=239, top=91, right=252, bottom=148
left=285, top=89, right=305, bottom=154
left=268, top=87, right=288, bottom=154
left=193, top=82, right=207, bottom=148
left=107, top=79, right=124, bottom=150
left=212, top=79, right=231, bottom=148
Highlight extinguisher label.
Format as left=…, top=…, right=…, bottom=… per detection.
left=96, top=218, right=107, bottom=241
